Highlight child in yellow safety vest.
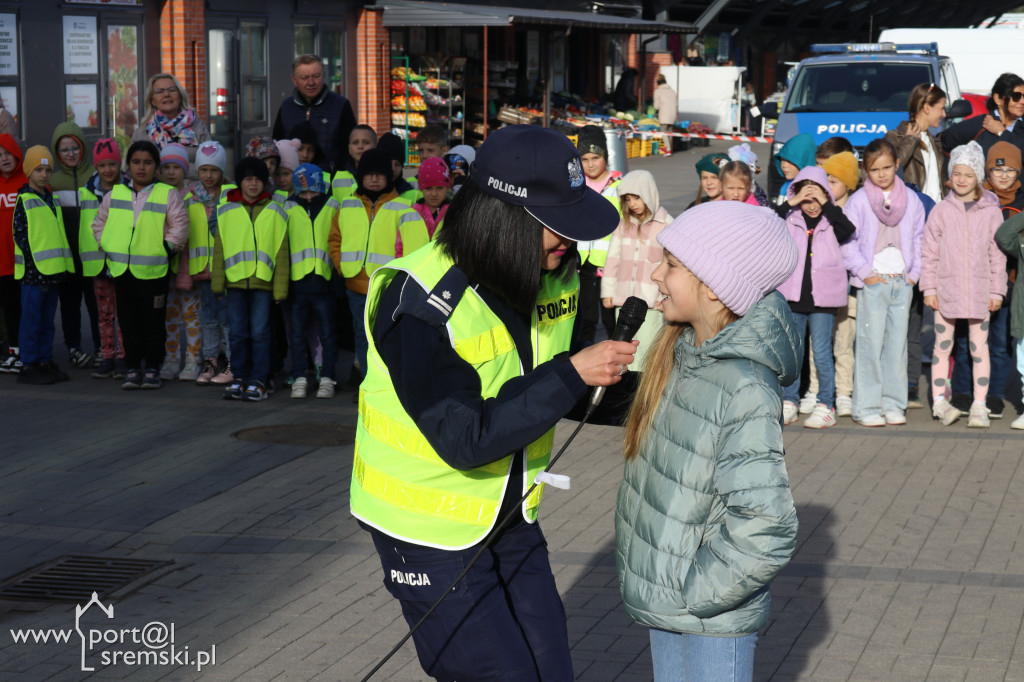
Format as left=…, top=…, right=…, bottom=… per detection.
left=12, top=146, right=73, bottom=385
left=212, top=157, right=290, bottom=402
left=157, top=143, right=202, bottom=382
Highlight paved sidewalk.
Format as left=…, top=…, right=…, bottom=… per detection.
left=2, top=144, right=1024, bottom=681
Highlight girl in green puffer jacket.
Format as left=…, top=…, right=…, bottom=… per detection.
left=615, top=200, right=802, bottom=682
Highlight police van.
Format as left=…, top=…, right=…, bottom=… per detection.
left=762, top=42, right=972, bottom=196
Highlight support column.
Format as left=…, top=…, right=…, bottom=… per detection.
left=356, top=8, right=390, bottom=136
left=159, top=0, right=207, bottom=120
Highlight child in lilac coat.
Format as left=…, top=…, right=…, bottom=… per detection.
left=775, top=166, right=856, bottom=428
left=841, top=139, right=926, bottom=427
left=920, top=141, right=1007, bottom=428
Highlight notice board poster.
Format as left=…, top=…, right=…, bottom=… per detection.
left=64, top=16, right=98, bottom=75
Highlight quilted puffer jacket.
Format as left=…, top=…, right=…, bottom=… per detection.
left=615, top=291, right=800, bottom=636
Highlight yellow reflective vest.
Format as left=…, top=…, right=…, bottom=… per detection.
left=186, top=185, right=235, bottom=276
left=286, top=197, right=339, bottom=281
left=577, top=179, right=622, bottom=268
left=99, top=183, right=173, bottom=279
left=331, top=170, right=356, bottom=202
left=336, top=196, right=428, bottom=279
left=350, top=241, right=579, bottom=550
left=13, top=193, right=74, bottom=279
left=78, top=188, right=103, bottom=277
left=216, top=198, right=288, bottom=283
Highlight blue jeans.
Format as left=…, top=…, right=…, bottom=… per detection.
left=367, top=518, right=572, bottom=682
left=290, top=291, right=338, bottom=380
left=650, top=628, right=757, bottom=682
left=853, top=277, right=912, bottom=419
left=19, top=283, right=60, bottom=365
left=951, top=288, right=1012, bottom=399
left=226, top=288, right=272, bottom=384
left=783, top=311, right=836, bottom=408
left=347, top=289, right=367, bottom=379
left=198, top=281, right=230, bottom=361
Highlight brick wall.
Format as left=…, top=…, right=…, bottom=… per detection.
left=159, top=0, right=208, bottom=120
left=355, top=8, right=390, bottom=135
left=641, top=52, right=674, bottom=107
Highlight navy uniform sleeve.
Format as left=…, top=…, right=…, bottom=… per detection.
left=373, top=273, right=589, bottom=471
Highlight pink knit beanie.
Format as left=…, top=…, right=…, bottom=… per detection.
left=275, top=138, right=301, bottom=172
left=159, top=143, right=190, bottom=172
left=657, top=201, right=798, bottom=316
left=417, top=157, right=451, bottom=189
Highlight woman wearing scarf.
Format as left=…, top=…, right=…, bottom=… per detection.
left=132, top=73, right=212, bottom=178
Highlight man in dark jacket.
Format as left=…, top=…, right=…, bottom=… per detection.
left=272, top=54, right=356, bottom=175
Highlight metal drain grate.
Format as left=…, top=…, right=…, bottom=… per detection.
left=234, top=423, right=356, bottom=447
left=0, top=555, right=172, bottom=602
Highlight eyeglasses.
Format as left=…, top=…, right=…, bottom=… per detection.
left=153, top=87, right=178, bottom=95
left=990, top=167, right=1020, bottom=177
left=57, top=147, right=80, bottom=155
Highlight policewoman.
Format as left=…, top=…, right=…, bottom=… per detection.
left=350, top=125, right=637, bottom=681
left=91, top=140, right=189, bottom=389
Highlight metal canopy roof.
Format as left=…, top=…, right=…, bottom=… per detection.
left=375, top=0, right=697, bottom=33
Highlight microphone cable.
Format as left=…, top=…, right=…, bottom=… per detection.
left=360, top=404, right=598, bottom=682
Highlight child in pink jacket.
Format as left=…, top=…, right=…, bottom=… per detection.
left=920, top=141, right=1007, bottom=428
left=409, top=157, right=450, bottom=246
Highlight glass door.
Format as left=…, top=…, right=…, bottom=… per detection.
left=207, top=20, right=268, bottom=172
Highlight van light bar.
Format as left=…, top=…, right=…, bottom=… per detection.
left=811, top=42, right=938, bottom=55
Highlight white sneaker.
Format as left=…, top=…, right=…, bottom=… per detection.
left=835, top=395, right=853, bottom=417
left=804, top=403, right=836, bottom=429
left=967, top=401, right=990, bottom=428
left=884, top=410, right=907, bottom=425
left=159, top=359, right=180, bottom=381
left=291, top=376, right=308, bottom=399
left=179, top=360, right=200, bottom=381
left=782, top=400, right=799, bottom=425
left=316, top=377, right=337, bottom=399
left=798, top=393, right=816, bottom=414
left=856, top=414, right=886, bottom=427
left=933, top=399, right=961, bottom=426
left=1011, top=413, right=1024, bottom=430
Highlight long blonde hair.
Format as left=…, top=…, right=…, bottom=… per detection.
left=141, top=73, right=191, bottom=123
left=623, top=282, right=739, bottom=461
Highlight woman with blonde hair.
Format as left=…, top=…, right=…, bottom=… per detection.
left=132, top=72, right=212, bottom=176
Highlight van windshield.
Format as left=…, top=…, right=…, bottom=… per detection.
left=785, top=62, right=932, bottom=113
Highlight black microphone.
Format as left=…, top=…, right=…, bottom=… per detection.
left=589, top=295, right=648, bottom=409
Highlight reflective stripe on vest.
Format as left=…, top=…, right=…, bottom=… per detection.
left=336, top=197, right=429, bottom=278
left=14, top=194, right=74, bottom=280
left=578, top=180, right=622, bottom=267
left=187, top=184, right=235, bottom=275
left=99, top=184, right=172, bottom=279
left=286, top=197, right=339, bottom=281
left=331, top=171, right=356, bottom=202
left=217, top=200, right=287, bottom=282
left=78, top=189, right=103, bottom=276
left=349, top=241, right=578, bottom=550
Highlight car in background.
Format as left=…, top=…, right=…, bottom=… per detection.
left=761, top=42, right=972, bottom=198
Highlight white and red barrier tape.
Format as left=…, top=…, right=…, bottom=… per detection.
left=684, top=132, right=774, bottom=143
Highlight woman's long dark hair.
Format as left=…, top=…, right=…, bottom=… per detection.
left=987, top=73, right=1024, bottom=118
left=435, top=181, right=576, bottom=314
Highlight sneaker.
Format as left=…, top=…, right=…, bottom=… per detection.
left=950, top=393, right=972, bottom=417
left=179, top=360, right=200, bottom=381
left=884, top=410, right=907, bottom=425
left=932, top=399, right=961, bottom=426
left=967, top=401, right=990, bottom=428
left=210, top=361, right=234, bottom=385
left=243, top=380, right=270, bottom=402
left=141, top=368, right=162, bottom=389
left=69, top=347, right=93, bottom=369
left=856, top=414, right=887, bottom=427
left=291, top=376, right=308, bottom=399
left=223, top=380, right=244, bottom=400
left=804, top=403, right=836, bottom=429
left=92, top=358, right=116, bottom=379
left=0, top=346, right=20, bottom=373
left=907, top=386, right=923, bottom=409
left=121, top=369, right=143, bottom=390
left=196, top=358, right=218, bottom=385
left=316, top=377, right=337, bottom=399
left=41, top=362, right=69, bottom=382
left=798, top=393, right=816, bottom=414
left=1011, top=413, right=1024, bottom=430
left=986, top=396, right=1005, bottom=419
left=782, top=400, right=799, bottom=425
left=158, top=359, right=180, bottom=381
left=112, top=361, right=127, bottom=380
left=835, top=395, right=853, bottom=417
left=17, top=363, right=55, bottom=385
